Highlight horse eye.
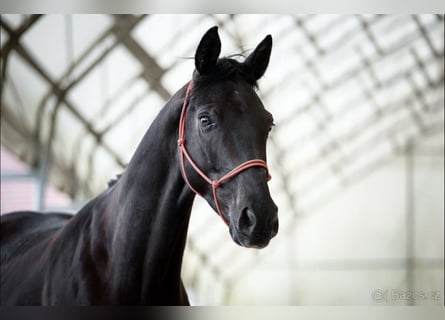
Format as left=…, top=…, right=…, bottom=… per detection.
left=199, top=116, right=211, bottom=126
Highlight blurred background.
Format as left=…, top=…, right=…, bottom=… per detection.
left=1, top=14, right=443, bottom=305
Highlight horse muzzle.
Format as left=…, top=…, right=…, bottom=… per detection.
left=229, top=204, right=278, bottom=249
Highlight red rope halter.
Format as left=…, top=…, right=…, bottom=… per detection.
left=177, top=81, right=271, bottom=226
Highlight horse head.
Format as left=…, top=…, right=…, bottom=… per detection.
left=180, top=27, right=278, bottom=248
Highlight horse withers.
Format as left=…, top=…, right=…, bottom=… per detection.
left=1, top=26, right=278, bottom=305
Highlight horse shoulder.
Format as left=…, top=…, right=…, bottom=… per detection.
left=1, top=211, right=71, bottom=264
left=1, top=211, right=71, bottom=305
left=42, top=199, right=111, bottom=304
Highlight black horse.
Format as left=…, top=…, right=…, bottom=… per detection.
left=0, top=26, right=278, bottom=305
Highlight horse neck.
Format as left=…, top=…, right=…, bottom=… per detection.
left=100, top=86, right=195, bottom=302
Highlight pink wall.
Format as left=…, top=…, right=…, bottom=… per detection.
left=1, top=146, right=72, bottom=214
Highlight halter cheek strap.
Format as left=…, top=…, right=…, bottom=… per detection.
left=177, top=81, right=271, bottom=226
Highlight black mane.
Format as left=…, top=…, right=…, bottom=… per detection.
left=193, top=57, right=258, bottom=90
left=107, top=173, right=123, bottom=188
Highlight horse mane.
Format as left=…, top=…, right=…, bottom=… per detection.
left=107, top=173, right=123, bottom=188
left=193, top=56, right=259, bottom=90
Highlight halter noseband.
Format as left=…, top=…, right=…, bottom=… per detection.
left=177, top=81, right=271, bottom=226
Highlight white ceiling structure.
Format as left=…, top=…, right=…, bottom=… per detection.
left=1, top=14, right=444, bottom=305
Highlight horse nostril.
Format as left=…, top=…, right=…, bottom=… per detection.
left=272, top=218, right=279, bottom=237
left=238, top=207, right=257, bottom=234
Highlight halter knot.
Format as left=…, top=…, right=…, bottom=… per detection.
left=177, top=138, right=185, bottom=146
left=212, top=180, right=221, bottom=189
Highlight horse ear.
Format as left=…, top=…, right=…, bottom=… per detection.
left=244, top=35, right=272, bottom=80
left=195, top=26, right=221, bottom=75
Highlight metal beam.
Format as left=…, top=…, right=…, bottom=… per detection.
left=1, top=15, right=42, bottom=93
left=112, top=15, right=171, bottom=101
left=405, top=142, right=415, bottom=306
left=1, top=19, right=125, bottom=170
